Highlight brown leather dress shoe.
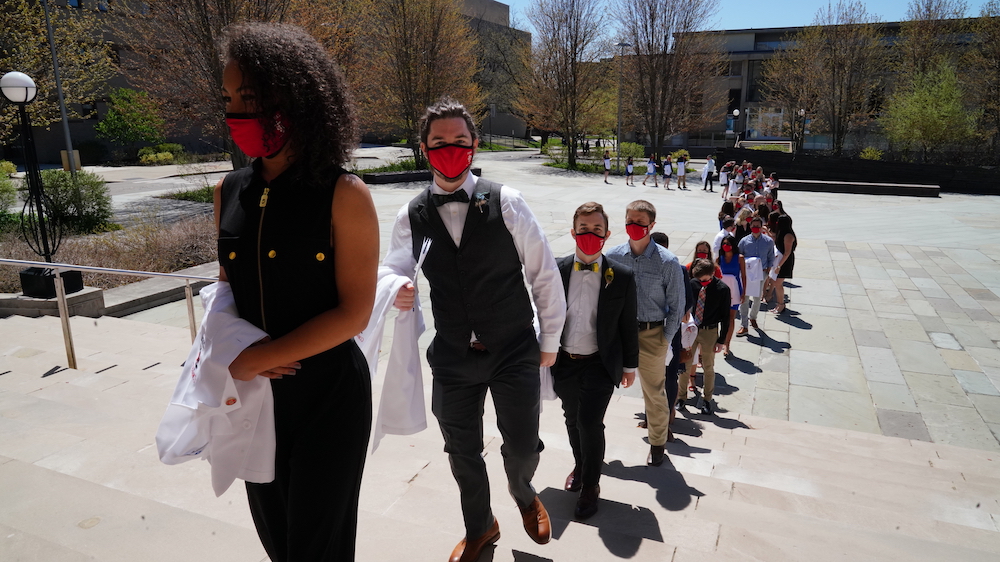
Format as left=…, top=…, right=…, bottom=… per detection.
left=647, top=444, right=665, bottom=466
left=574, top=485, right=600, bottom=519
left=565, top=467, right=582, bottom=492
left=449, top=518, right=500, bottom=562
left=518, top=496, right=551, bottom=544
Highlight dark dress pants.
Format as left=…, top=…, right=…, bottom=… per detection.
left=551, top=354, right=615, bottom=488
left=428, top=327, right=542, bottom=539
left=666, top=329, right=682, bottom=407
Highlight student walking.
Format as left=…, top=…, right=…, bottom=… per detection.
left=642, top=156, right=658, bottom=187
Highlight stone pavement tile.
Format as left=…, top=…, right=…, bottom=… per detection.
left=873, top=304, right=918, bottom=319
left=790, top=350, right=867, bottom=392
left=942, top=313, right=979, bottom=327
left=876, top=408, right=932, bottom=441
left=856, top=265, right=890, bottom=280
left=869, top=382, right=919, bottom=413
left=970, top=394, right=1000, bottom=425
left=941, top=349, right=985, bottom=371
left=830, top=251, right=853, bottom=263
left=791, top=258, right=835, bottom=281
left=950, top=324, right=997, bottom=349
left=917, top=401, right=1000, bottom=452
left=785, top=303, right=848, bottom=319
left=903, top=267, right=930, bottom=278
left=791, top=279, right=843, bottom=308
left=788, top=316, right=857, bottom=357
left=978, top=320, right=1000, bottom=340
left=904, top=371, right=974, bottom=407
left=713, top=370, right=757, bottom=416
left=880, top=317, right=930, bottom=342
left=842, top=294, right=874, bottom=311
left=752, top=388, right=788, bottom=419
left=840, top=282, right=867, bottom=295
left=928, top=297, right=965, bottom=314
left=967, top=346, right=1000, bottom=369
left=969, top=288, right=1000, bottom=302
left=954, top=370, right=1000, bottom=396
left=0, top=415, right=86, bottom=464
left=917, top=315, right=950, bottom=333
left=907, top=298, right=940, bottom=317
left=854, top=329, right=890, bottom=348
left=858, top=345, right=906, bottom=384
left=758, top=350, right=789, bottom=373
left=848, top=308, right=883, bottom=332
left=862, top=278, right=898, bottom=291
left=929, top=332, right=963, bottom=350
left=788, top=386, right=880, bottom=433
left=914, top=279, right=951, bottom=299
left=892, top=276, right=919, bottom=290
left=890, top=339, right=951, bottom=375
left=868, top=289, right=906, bottom=305
left=968, top=308, right=1000, bottom=322
left=0, top=521, right=96, bottom=562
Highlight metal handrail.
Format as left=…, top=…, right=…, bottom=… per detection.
left=0, top=257, right=218, bottom=369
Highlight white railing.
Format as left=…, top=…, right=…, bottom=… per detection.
left=0, top=258, right=217, bottom=369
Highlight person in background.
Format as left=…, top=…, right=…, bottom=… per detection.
left=772, top=214, right=796, bottom=314
left=716, top=234, right=745, bottom=355
left=603, top=150, right=612, bottom=185
left=718, top=201, right=735, bottom=230
left=384, top=98, right=565, bottom=562
left=552, top=202, right=639, bottom=520
left=736, top=216, right=774, bottom=336
left=676, top=154, right=687, bottom=190
left=702, top=154, right=716, bottom=192
left=662, top=155, right=673, bottom=190
left=650, top=231, right=691, bottom=443
left=625, top=156, right=635, bottom=186
left=679, top=259, right=730, bottom=415
left=216, top=22, right=378, bottom=562
left=643, top=155, right=659, bottom=187
left=713, top=217, right=736, bottom=258
left=606, top=201, right=685, bottom=466
left=686, top=241, right=722, bottom=280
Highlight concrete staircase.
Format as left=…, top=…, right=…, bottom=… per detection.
left=1, top=315, right=999, bottom=561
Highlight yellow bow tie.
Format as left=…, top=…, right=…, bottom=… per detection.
left=574, top=261, right=600, bottom=272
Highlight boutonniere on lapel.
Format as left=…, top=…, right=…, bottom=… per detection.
left=473, top=192, right=489, bottom=213
left=604, top=266, right=614, bottom=289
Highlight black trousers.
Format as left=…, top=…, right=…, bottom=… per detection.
left=666, top=329, right=682, bottom=407
left=551, top=353, right=614, bottom=488
left=428, top=327, right=542, bottom=539
left=246, top=341, right=372, bottom=562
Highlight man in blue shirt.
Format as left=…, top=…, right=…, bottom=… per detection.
left=736, top=215, right=775, bottom=335
left=606, top=200, right=685, bottom=467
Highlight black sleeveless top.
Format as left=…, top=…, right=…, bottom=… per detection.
left=218, top=160, right=345, bottom=341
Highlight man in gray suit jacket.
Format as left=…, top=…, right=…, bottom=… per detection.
left=551, top=202, right=640, bottom=519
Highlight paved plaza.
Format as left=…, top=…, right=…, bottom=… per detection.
left=3, top=149, right=1000, bottom=560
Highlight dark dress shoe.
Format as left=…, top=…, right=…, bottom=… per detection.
left=647, top=444, right=665, bottom=466
left=574, top=485, right=600, bottom=519
left=518, top=496, right=551, bottom=544
left=449, top=518, right=500, bottom=562
left=565, top=468, right=582, bottom=492
left=701, top=401, right=714, bottom=415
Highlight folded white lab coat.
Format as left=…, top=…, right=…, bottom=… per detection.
left=155, top=282, right=275, bottom=497
left=356, top=266, right=428, bottom=453
left=745, top=257, right=764, bottom=297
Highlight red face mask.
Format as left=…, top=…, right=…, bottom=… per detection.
left=722, top=244, right=733, bottom=252
left=700, top=280, right=711, bottom=287
left=625, top=222, right=649, bottom=241
left=751, top=226, right=762, bottom=234
left=226, top=112, right=290, bottom=158
left=696, top=252, right=708, bottom=259
left=575, top=231, right=605, bottom=256
left=426, top=143, right=475, bottom=181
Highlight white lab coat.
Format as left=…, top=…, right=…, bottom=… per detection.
left=356, top=266, right=428, bottom=453
left=745, top=257, right=764, bottom=297
left=155, top=282, right=276, bottom=497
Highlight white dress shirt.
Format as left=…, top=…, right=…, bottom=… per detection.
left=563, top=256, right=602, bottom=355
left=383, top=173, right=566, bottom=353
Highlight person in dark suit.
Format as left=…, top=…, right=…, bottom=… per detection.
left=552, top=202, right=639, bottom=519
left=680, top=258, right=731, bottom=415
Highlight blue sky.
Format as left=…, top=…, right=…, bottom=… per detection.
left=503, top=0, right=994, bottom=32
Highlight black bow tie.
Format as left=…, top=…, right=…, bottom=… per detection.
left=432, top=190, right=469, bottom=206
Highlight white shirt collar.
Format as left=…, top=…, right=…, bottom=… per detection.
left=430, top=173, right=478, bottom=197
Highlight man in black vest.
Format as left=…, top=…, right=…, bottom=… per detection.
left=383, top=98, right=566, bottom=562
left=553, top=202, right=639, bottom=520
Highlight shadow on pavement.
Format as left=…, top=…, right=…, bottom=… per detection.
left=774, top=309, right=812, bottom=330
left=723, top=354, right=760, bottom=374
left=511, top=551, right=552, bottom=561
left=747, top=330, right=791, bottom=353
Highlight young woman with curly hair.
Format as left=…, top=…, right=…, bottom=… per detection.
left=214, top=22, right=378, bottom=562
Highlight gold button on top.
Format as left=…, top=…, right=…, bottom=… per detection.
left=268, top=250, right=276, bottom=258
left=316, top=252, right=325, bottom=262
left=228, top=252, right=236, bottom=260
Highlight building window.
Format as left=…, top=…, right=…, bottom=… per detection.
left=68, top=0, right=80, bottom=7
left=747, top=60, right=763, bottom=103
left=728, top=61, right=742, bottom=77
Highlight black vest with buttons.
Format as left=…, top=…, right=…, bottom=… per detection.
left=218, top=160, right=343, bottom=340
left=408, top=179, right=534, bottom=351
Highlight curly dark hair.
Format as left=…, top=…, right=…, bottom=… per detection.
left=220, top=22, right=358, bottom=182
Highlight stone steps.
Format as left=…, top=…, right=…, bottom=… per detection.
left=1, top=314, right=999, bottom=560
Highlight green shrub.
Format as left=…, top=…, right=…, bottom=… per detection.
left=619, top=142, right=645, bottom=160
left=22, top=169, right=114, bottom=234
left=0, top=210, right=20, bottom=233
left=0, top=175, right=16, bottom=211
left=747, top=144, right=790, bottom=152
left=0, top=160, right=16, bottom=177
left=353, top=158, right=420, bottom=174
left=155, top=143, right=185, bottom=157
left=539, top=138, right=562, bottom=155
left=160, top=184, right=215, bottom=203
left=137, top=146, right=157, bottom=158
left=859, top=147, right=883, bottom=161
left=140, top=151, right=174, bottom=165
left=670, top=149, right=691, bottom=161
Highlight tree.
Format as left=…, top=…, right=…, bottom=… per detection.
left=0, top=0, right=115, bottom=143
left=964, top=0, right=1000, bottom=162
left=616, top=0, right=725, bottom=159
left=109, top=0, right=291, bottom=167
left=364, top=0, right=482, bottom=167
left=519, top=0, right=608, bottom=169
left=896, top=0, right=969, bottom=76
left=761, top=1, right=886, bottom=156
left=881, top=59, right=977, bottom=162
left=94, top=88, right=166, bottom=153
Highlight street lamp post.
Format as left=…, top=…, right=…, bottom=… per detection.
left=614, top=41, right=631, bottom=176
left=41, top=0, right=77, bottom=176
left=796, top=108, right=806, bottom=153
left=732, top=108, right=741, bottom=147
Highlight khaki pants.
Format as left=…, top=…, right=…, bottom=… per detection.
left=678, top=326, right=719, bottom=403
left=637, top=327, right=671, bottom=446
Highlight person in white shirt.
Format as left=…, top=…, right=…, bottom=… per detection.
left=384, top=98, right=565, bottom=562
left=642, top=156, right=658, bottom=187
left=603, top=150, right=612, bottom=184
left=712, top=217, right=736, bottom=257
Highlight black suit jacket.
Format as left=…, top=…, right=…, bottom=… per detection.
left=555, top=254, right=640, bottom=386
